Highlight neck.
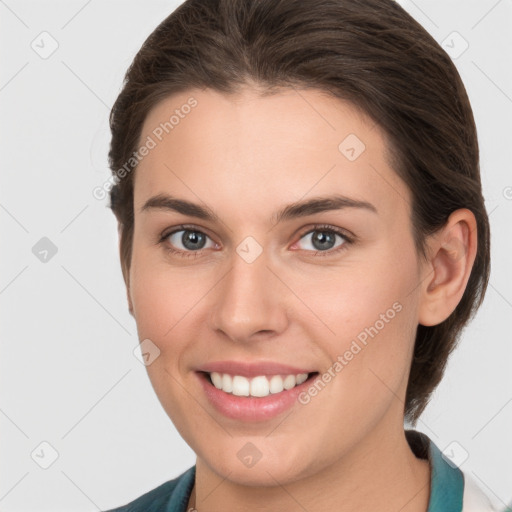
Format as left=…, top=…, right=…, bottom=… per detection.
left=190, top=421, right=431, bottom=512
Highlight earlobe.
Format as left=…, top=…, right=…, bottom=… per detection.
left=418, top=209, right=478, bottom=326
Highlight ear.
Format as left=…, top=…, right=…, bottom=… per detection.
left=418, top=209, right=478, bottom=326
left=117, top=222, right=134, bottom=317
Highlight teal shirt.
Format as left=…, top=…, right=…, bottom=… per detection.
left=104, top=430, right=465, bottom=512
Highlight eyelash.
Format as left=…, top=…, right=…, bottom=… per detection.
left=158, top=223, right=354, bottom=259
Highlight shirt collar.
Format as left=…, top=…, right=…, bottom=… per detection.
left=164, top=464, right=195, bottom=512
left=406, top=429, right=464, bottom=512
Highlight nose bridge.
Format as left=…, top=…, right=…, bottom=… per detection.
left=209, top=246, right=287, bottom=343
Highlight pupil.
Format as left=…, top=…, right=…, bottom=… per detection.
left=183, top=231, right=205, bottom=250
left=313, top=231, right=335, bottom=250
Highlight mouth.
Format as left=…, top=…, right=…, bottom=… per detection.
left=195, top=367, right=320, bottom=422
left=202, top=371, right=318, bottom=398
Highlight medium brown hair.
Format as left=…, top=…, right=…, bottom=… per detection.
left=108, top=0, right=490, bottom=424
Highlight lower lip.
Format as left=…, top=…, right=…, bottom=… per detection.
left=196, top=372, right=317, bottom=422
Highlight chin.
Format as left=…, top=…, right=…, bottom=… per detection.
left=198, top=438, right=316, bottom=487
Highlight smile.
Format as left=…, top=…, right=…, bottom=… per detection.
left=208, top=372, right=310, bottom=398
left=196, top=362, right=320, bottom=422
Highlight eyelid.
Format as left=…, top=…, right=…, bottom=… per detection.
left=295, top=223, right=355, bottom=243
left=160, top=223, right=211, bottom=240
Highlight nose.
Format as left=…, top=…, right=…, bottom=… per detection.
left=208, top=248, right=289, bottom=344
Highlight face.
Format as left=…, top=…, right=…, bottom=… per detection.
left=127, top=86, right=425, bottom=486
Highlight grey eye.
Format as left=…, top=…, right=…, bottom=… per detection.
left=297, top=230, right=346, bottom=252
left=167, top=230, right=215, bottom=251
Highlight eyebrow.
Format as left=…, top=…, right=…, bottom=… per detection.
left=140, top=193, right=377, bottom=224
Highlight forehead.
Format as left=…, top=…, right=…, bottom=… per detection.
left=133, top=86, right=410, bottom=225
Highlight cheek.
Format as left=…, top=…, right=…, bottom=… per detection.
left=128, top=250, right=204, bottom=427
left=129, top=243, right=206, bottom=340
left=294, top=242, right=419, bottom=347
left=297, top=241, right=420, bottom=406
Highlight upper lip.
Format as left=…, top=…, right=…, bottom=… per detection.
left=198, top=360, right=315, bottom=378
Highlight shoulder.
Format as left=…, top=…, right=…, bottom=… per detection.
left=102, top=466, right=195, bottom=512
left=461, top=472, right=502, bottom=512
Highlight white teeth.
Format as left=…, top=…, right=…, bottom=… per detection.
left=208, top=372, right=309, bottom=398
left=250, top=376, right=270, bottom=397
left=296, top=373, right=308, bottom=385
left=269, top=375, right=284, bottom=394
left=283, top=374, right=296, bottom=390
left=222, top=373, right=233, bottom=393
left=211, top=372, right=223, bottom=389
left=232, top=375, right=250, bottom=396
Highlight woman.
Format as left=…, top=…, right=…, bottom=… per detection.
left=104, top=0, right=499, bottom=510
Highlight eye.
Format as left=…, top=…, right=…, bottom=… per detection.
left=159, top=223, right=353, bottom=259
left=160, top=226, right=217, bottom=257
left=293, top=224, right=352, bottom=256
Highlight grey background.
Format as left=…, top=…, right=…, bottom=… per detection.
left=0, top=0, right=511, bottom=510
